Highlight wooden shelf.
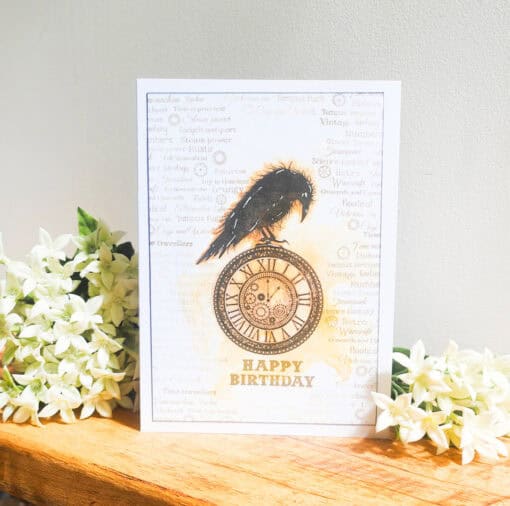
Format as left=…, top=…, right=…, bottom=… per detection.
left=0, top=410, right=509, bottom=505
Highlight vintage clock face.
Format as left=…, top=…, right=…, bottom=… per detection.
left=214, top=245, right=323, bottom=354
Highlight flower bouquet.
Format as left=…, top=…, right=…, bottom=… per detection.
left=0, top=208, right=138, bottom=425
left=373, top=341, right=510, bottom=464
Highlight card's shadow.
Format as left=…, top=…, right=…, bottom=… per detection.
left=348, top=436, right=462, bottom=466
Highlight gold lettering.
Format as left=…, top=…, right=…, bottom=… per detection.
left=269, top=360, right=279, bottom=371
left=280, top=360, right=291, bottom=372
left=292, top=376, right=304, bottom=387
left=292, top=360, right=303, bottom=373
left=256, top=360, right=268, bottom=372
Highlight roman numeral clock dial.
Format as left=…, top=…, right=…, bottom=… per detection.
left=214, top=245, right=323, bottom=354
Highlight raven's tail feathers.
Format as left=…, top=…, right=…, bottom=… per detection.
left=196, top=231, right=237, bottom=264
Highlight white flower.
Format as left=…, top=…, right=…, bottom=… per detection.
left=13, top=364, right=48, bottom=387
left=89, top=367, right=125, bottom=400
left=80, top=379, right=115, bottom=419
left=45, top=258, right=78, bottom=291
left=0, top=391, right=9, bottom=410
left=2, top=403, right=15, bottom=423
left=31, top=228, right=71, bottom=262
left=415, top=408, right=451, bottom=453
left=372, top=392, right=424, bottom=434
left=373, top=395, right=449, bottom=448
left=88, top=329, right=123, bottom=369
left=51, top=295, right=102, bottom=355
left=457, top=408, right=509, bottom=465
left=0, top=296, right=22, bottom=339
left=19, top=320, right=55, bottom=344
left=0, top=212, right=139, bottom=427
left=371, top=392, right=427, bottom=444
left=374, top=340, right=510, bottom=464
left=57, top=353, right=89, bottom=385
left=10, top=387, right=42, bottom=427
left=68, top=294, right=103, bottom=329
left=101, top=281, right=138, bottom=327
left=393, top=340, right=451, bottom=405
left=0, top=272, right=23, bottom=300
left=53, top=320, right=88, bottom=355
left=81, top=244, right=129, bottom=289
left=39, top=385, right=82, bottom=423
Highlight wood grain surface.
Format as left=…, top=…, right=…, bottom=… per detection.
left=0, top=410, right=509, bottom=505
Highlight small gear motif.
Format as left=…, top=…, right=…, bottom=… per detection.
left=194, top=163, right=207, bottom=177
left=337, top=246, right=350, bottom=260
left=319, top=165, right=331, bottom=178
left=168, top=113, right=180, bottom=125
left=348, top=218, right=360, bottom=230
left=213, top=150, right=227, bottom=165
left=245, top=293, right=256, bottom=304
left=332, top=93, right=346, bottom=107
left=252, top=303, right=269, bottom=322
left=272, top=303, right=288, bottom=319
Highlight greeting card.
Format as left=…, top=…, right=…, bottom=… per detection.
left=137, top=79, right=400, bottom=435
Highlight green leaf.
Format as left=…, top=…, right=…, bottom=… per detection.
left=2, top=368, right=20, bottom=393
left=121, top=325, right=139, bottom=358
left=77, top=207, right=99, bottom=236
left=392, top=362, right=407, bottom=376
left=393, top=347, right=410, bottom=357
left=2, top=340, right=17, bottom=366
left=392, top=346, right=410, bottom=376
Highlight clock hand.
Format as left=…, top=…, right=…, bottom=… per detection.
left=267, top=286, right=280, bottom=302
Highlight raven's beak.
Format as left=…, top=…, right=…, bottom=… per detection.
left=301, top=200, right=310, bottom=222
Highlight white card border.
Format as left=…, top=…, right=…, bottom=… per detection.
left=137, top=79, right=400, bottom=436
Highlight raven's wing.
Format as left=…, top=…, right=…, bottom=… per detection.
left=196, top=168, right=303, bottom=263
left=196, top=180, right=277, bottom=263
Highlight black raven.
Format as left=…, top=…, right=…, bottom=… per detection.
left=196, top=164, right=314, bottom=263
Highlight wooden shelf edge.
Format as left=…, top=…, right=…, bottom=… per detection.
left=1, top=410, right=510, bottom=505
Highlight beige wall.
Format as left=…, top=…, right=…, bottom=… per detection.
left=1, top=1, right=509, bottom=353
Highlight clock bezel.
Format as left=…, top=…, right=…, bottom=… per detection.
left=214, top=244, right=323, bottom=354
